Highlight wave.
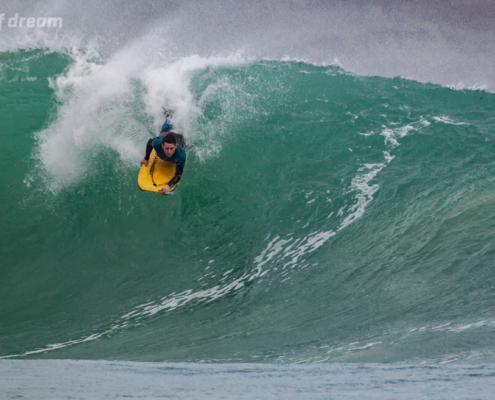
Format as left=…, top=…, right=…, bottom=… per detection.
left=2, top=27, right=495, bottom=362
left=2, top=0, right=495, bottom=91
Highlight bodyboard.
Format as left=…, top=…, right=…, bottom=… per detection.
left=138, top=150, right=177, bottom=193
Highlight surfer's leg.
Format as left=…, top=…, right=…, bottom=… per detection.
left=160, top=118, right=173, bottom=133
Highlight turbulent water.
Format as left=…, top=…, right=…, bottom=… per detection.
left=2, top=0, right=495, bottom=396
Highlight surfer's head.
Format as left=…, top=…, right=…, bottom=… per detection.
left=162, top=133, right=177, bottom=157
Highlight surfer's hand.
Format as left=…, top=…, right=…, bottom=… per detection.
left=140, top=158, right=148, bottom=167
left=160, top=185, right=170, bottom=195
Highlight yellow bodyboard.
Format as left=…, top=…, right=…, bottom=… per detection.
left=138, top=150, right=177, bottom=193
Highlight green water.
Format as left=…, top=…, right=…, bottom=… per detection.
left=1, top=49, right=495, bottom=363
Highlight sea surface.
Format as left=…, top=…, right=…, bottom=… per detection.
left=1, top=0, right=495, bottom=398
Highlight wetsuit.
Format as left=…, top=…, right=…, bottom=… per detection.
left=160, top=118, right=173, bottom=133
left=144, top=132, right=186, bottom=187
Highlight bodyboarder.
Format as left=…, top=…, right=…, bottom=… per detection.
left=140, top=110, right=186, bottom=195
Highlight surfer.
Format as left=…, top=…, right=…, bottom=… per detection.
left=140, top=111, right=186, bottom=195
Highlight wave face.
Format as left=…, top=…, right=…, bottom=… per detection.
left=1, top=1, right=495, bottom=363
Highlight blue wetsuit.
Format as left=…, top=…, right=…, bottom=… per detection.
left=161, top=118, right=173, bottom=133
left=144, top=134, right=186, bottom=187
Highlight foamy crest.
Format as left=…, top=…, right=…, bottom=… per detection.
left=35, top=45, right=247, bottom=190
left=3, top=0, right=495, bottom=91
left=140, top=53, right=246, bottom=137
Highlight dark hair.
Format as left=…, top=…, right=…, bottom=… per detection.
left=163, top=133, right=177, bottom=145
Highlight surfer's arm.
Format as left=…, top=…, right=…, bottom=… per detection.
left=167, top=163, right=184, bottom=187
left=144, top=138, right=155, bottom=160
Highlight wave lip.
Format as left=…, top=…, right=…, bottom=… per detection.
left=2, top=1, right=495, bottom=91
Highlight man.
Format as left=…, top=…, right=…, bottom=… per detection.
left=140, top=120, right=187, bottom=195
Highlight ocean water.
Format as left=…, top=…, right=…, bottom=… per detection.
left=3, top=360, right=495, bottom=399
left=2, top=0, right=495, bottom=398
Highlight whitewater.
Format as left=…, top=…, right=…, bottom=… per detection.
left=1, top=0, right=495, bottom=398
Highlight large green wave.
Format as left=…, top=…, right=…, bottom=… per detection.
left=1, top=50, right=495, bottom=362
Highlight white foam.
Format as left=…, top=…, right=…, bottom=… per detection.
left=338, top=161, right=386, bottom=231
left=419, top=117, right=431, bottom=127
left=33, top=47, right=247, bottom=190
left=380, top=124, right=415, bottom=147
left=433, top=116, right=468, bottom=126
